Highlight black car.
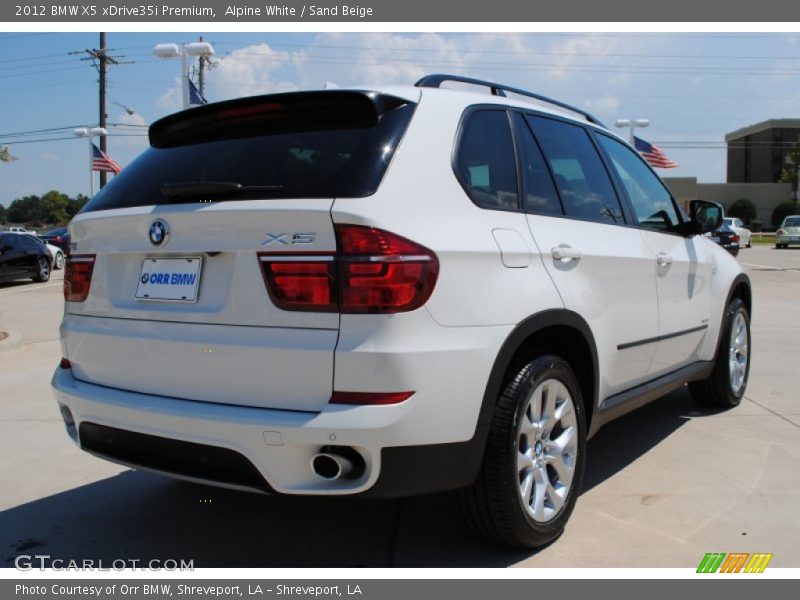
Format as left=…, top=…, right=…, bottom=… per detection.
left=0, top=233, right=52, bottom=283
left=40, top=227, right=70, bottom=253
left=706, top=223, right=740, bottom=257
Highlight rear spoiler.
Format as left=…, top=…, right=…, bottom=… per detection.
left=149, top=90, right=414, bottom=148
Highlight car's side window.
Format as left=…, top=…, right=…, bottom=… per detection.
left=512, top=113, right=563, bottom=216
left=455, top=110, right=519, bottom=211
left=2, top=236, right=20, bottom=250
left=595, top=133, right=680, bottom=233
left=20, top=236, right=40, bottom=250
left=526, top=115, right=625, bottom=225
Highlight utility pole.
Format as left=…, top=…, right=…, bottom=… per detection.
left=98, top=32, right=108, bottom=188
left=194, top=36, right=216, bottom=97
left=71, top=34, right=132, bottom=189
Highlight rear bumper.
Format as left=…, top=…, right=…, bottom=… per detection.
left=52, top=365, right=489, bottom=497
left=776, top=235, right=800, bottom=245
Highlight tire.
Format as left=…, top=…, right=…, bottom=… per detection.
left=32, top=256, right=51, bottom=283
left=453, top=355, right=587, bottom=549
left=54, top=251, right=64, bottom=270
left=688, top=297, right=750, bottom=408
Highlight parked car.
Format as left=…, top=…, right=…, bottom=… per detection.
left=0, top=232, right=52, bottom=283
left=722, top=217, right=751, bottom=248
left=6, top=225, right=38, bottom=236
left=40, top=227, right=71, bottom=253
left=775, top=215, right=800, bottom=248
left=28, top=235, right=64, bottom=269
left=52, top=75, right=752, bottom=549
left=707, top=222, right=740, bottom=257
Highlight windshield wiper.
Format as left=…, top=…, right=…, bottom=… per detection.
left=160, top=181, right=284, bottom=200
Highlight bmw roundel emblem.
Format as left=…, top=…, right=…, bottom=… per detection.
left=148, top=219, right=169, bottom=246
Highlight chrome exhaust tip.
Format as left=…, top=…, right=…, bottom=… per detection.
left=311, top=452, right=354, bottom=481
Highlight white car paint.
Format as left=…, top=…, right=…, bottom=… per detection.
left=52, top=81, right=748, bottom=501
left=723, top=217, right=752, bottom=247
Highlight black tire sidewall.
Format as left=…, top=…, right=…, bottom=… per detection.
left=719, top=298, right=751, bottom=404
left=506, top=356, right=587, bottom=541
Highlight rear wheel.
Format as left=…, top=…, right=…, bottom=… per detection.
left=32, top=257, right=50, bottom=283
left=54, top=251, right=64, bottom=270
left=453, top=355, right=586, bottom=549
left=688, top=297, right=750, bottom=408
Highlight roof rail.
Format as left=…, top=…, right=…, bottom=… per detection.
left=414, top=74, right=606, bottom=127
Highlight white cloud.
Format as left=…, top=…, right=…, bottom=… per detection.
left=156, top=76, right=183, bottom=111
left=583, top=94, right=621, bottom=113
left=112, top=111, right=149, bottom=151
left=206, top=43, right=298, bottom=100
left=40, top=152, right=60, bottom=162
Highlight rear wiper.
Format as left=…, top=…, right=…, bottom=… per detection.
left=160, top=181, right=284, bottom=200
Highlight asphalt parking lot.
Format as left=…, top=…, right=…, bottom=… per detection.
left=1, top=245, right=798, bottom=568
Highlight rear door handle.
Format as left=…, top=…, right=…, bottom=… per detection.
left=656, top=253, right=673, bottom=266
left=551, top=245, right=582, bottom=262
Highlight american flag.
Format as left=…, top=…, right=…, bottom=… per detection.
left=92, top=143, right=122, bottom=174
left=634, top=136, right=679, bottom=169
left=189, top=79, right=208, bottom=105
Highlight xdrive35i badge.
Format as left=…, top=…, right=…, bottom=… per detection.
left=148, top=219, right=170, bottom=246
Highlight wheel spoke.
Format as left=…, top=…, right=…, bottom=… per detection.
left=520, top=470, right=534, bottom=506
left=518, top=451, right=534, bottom=474
left=546, top=452, right=574, bottom=486
left=532, top=470, right=547, bottom=520
left=549, top=425, right=577, bottom=455
left=546, top=480, right=564, bottom=512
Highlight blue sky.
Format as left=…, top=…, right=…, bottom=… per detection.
left=2, top=31, right=800, bottom=205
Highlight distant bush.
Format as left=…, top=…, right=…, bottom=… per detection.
left=750, top=219, right=763, bottom=232
left=772, top=201, right=800, bottom=227
left=727, top=198, right=758, bottom=225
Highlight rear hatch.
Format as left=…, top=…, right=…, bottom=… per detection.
left=65, top=90, right=416, bottom=411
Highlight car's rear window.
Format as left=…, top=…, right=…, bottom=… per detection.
left=785, top=217, right=800, bottom=227
left=81, top=92, right=415, bottom=213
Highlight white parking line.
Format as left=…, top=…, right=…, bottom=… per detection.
left=0, top=282, right=61, bottom=296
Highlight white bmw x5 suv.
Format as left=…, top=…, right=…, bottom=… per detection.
left=53, top=75, right=752, bottom=549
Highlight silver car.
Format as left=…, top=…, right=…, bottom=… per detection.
left=776, top=215, right=800, bottom=249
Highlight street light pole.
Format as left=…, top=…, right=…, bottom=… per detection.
left=74, top=127, right=108, bottom=198
left=615, top=118, right=650, bottom=145
left=153, top=41, right=215, bottom=110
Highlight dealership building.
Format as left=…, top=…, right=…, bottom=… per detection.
left=663, top=118, right=799, bottom=226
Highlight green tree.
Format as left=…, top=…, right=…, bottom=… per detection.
left=727, top=198, right=758, bottom=226
left=41, top=190, right=70, bottom=224
left=772, top=201, right=800, bottom=227
left=66, top=194, right=89, bottom=218
left=0, top=203, right=7, bottom=223
left=6, top=195, right=42, bottom=224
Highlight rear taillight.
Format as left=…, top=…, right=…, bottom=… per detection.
left=731, top=234, right=740, bottom=244
left=54, top=236, right=62, bottom=243
left=258, top=255, right=337, bottom=312
left=777, top=229, right=786, bottom=236
left=63, top=254, right=95, bottom=302
left=258, top=225, right=438, bottom=314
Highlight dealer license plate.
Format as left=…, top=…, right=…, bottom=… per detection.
left=135, top=257, right=202, bottom=302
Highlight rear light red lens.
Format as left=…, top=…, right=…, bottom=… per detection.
left=731, top=234, right=740, bottom=243
left=330, top=391, right=414, bottom=405
left=258, top=226, right=438, bottom=314
left=336, top=225, right=439, bottom=314
left=63, top=254, right=95, bottom=302
left=257, top=255, right=336, bottom=312
left=777, top=229, right=786, bottom=236
left=59, top=358, right=71, bottom=369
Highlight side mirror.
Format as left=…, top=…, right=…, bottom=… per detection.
left=689, top=200, right=724, bottom=235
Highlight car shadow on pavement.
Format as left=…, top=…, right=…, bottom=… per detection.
left=0, top=388, right=722, bottom=569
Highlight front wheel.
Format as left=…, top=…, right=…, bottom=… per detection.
left=688, top=297, right=750, bottom=408
left=32, top=257, right=51, bottom=282
left=453, top=355, right=587, bottom=549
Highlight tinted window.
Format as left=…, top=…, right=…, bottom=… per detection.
left=82, top=101, right=415, bottom=213
left=513, top=113, right=562, bottom=215
left=596, top=133, right=679, bottom=232
left=20, top=236, right=42, bottom=249
left=526, top=116, right=625, bottom=225
left=455, top=110, right=519, bottom=210
left=0, top=235, right=20, bottom=249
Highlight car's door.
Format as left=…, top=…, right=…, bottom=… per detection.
left=0, top=235, right=27, bottom=277
left=594, top=132, right=713, bottom=376
left=19, top=235, right=44, bottom=271
left=517, top=113, right=660, bottom=399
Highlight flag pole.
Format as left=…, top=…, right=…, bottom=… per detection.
left=88, top=136, right=94, bottom=198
